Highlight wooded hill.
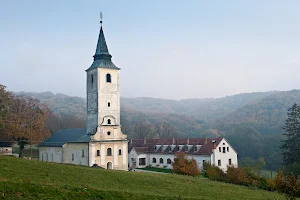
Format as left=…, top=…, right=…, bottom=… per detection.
left=18, top=90, right=300, bottom=137
left=18, top=89, right=300, bottom=169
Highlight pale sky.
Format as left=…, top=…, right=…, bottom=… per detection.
left=1, top=0, right=300, bottom=100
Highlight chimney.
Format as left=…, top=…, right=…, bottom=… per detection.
left=212, top=140, right=216, bottom=149
left=186, top=138, right=189, bottom=145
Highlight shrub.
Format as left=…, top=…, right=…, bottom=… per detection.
left=172, top=152, right=200, bottom=176
left=227, top=166, right=251, bottom=186
left=203, top=162, right=227, bottom=182
left=274, top=169, right=300, bottom=200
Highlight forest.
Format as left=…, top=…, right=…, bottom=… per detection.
left=3, top=88, right=300, bottom=171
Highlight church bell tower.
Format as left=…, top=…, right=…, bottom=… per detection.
left=86, top=14, right=128, bottom=170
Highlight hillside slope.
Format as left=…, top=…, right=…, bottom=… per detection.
left=0, top=157, right=285, bottom=200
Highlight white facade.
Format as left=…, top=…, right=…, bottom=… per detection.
left=128, top=138, right=238, bottom=171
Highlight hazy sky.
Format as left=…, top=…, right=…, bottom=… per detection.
left=1, top=0, right=300, bottom=100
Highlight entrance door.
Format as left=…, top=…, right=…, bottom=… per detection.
left=107, top=162, right=113, bottom=169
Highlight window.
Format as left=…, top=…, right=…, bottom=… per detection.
left=139, top=158, right=146, bottom=165
left=218, top=160, right=221, bottom=166
left=82, top=150, right=84, bottom=157
left=219, top=147, right=221, bottom=152
left=223, top=147, right=226, bottom=153
left=106, top=73, right=111, bottom=83
left=154, top=146, right=157, bottom=151
left=107, top=148, right=112, bottom=156
left=160, top=158, right=163, bottom=164
left=97, top=150, right=100, bottom=156
left=152, top=158, right=156, bottom=163
left=51, top=154, right=53, bottom=162
left=107, top=131, right=111, bottom=136
left=46, top=153, right=48, bottom=161
left=194, top=146, right=197, bottom=152
left=119, top=149, right=122, bottom=155
left=177, top=146, right=180, bottom=151
left=227, top=147, right=229, bottom=152
left=185, top=146, right=188, bottom=151
left=229, top=159, right=232, bottom=165
left=91, top=74, right=94, bottom=85
left=72, top=154, right=74, bottom=161
left=169, top=146, right=172, bottom=151
left=107, top=119, right=111, bottom=124
left=223, top=143, right=225, bottom=145
left=108, top=102, right=111, bottom=107
left=203, top=160, right=206, bottom=163
left=167, top=158, right=172, bottom=164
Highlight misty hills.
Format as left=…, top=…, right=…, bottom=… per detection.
left=17, top=89, right=300, bottom=137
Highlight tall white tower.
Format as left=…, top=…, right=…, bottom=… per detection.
left=86, top=15, right=128, bottom=170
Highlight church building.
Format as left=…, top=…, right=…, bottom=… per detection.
left=39, top=16, right=128, bottom=170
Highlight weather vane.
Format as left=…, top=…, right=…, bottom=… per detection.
left=100, top=12, right=103, bottom=26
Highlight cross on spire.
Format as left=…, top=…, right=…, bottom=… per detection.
left=100, top=12, right=103, bottom=26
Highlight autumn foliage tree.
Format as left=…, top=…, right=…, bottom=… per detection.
left=172, top=152, right=200, bottom=176
left=0, top=85, right=51, bottom=157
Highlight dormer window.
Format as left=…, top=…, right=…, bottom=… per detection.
left=185, top=146, right=188, bottom=151
left=169, top=146, right=172, bottom=151
left=194, top=146, right=197, bottom=152
left=177, top=146, right=180, bottom=151
left=106, top=73, right=111, bottom=83
left=154, top=146, right=157, bottom=151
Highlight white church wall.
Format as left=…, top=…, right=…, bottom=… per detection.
left=39, top=147, right=63, bottom=163
left=63, top=143, right=89, bottom=166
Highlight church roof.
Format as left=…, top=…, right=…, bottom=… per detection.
left=39, top=128, right=90, bottom=147
left=86, top=23, right=120, bottom=71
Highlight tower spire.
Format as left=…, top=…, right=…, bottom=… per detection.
left=93, top=12, right=111, bottom=61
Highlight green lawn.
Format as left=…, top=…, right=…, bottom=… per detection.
left=0, top=156, right=289, bottom=200
left=137, top=167, right=173, bottom=174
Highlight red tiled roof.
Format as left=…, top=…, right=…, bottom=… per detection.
left=128, top=137, right=223, bottom=155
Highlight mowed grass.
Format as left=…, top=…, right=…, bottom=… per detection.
left=0, top=157, right=287, bottom=200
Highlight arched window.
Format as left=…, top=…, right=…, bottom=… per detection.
left=107, top=119, right=111, bottom=124
left=107, top=131, right=111, bottom=136
left=71, top=154, right=74, bottom=161
left=152, top=158, right=156, bottom=163
left=106, top=73, right=111, bottom=83
left=160, top=158, right=163, bottom=164
left=167, top=158, right=172, bottom=164
left=107, top=148, right=112, bottom=156
left=119, top=149, right=122, bottom=155
left=108, top=102, right=111, bottom=107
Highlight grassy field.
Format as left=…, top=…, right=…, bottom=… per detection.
left=0, top=157, right=289, bottom=200
left=137, top=167, right=173, bottom=174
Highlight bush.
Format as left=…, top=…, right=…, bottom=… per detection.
left=203, top=162, right=227, bottom=182
left=227, top=166, right=251, bottom=186
left=274, top=169, right=300, bottom=200
left=172, top=152, right=200, bottom=177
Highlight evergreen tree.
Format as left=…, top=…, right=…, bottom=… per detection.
left=281, top=103, right=300, bottom=166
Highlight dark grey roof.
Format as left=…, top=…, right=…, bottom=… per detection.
left=39, top=128, right=90, bottom=147
left=87, top=59, right=120, bottom=71
left=86, top=25, right=120, bottom=71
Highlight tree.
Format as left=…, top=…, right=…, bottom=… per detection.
left=2, top=95, right=51, bottom=157
left=133, top=117, right=154, bottom=139
left=0, top=84, right=12, bottom=130
left=281, top=103, right=300, bottom=166
left=172, top=152, right=200, bottom=176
